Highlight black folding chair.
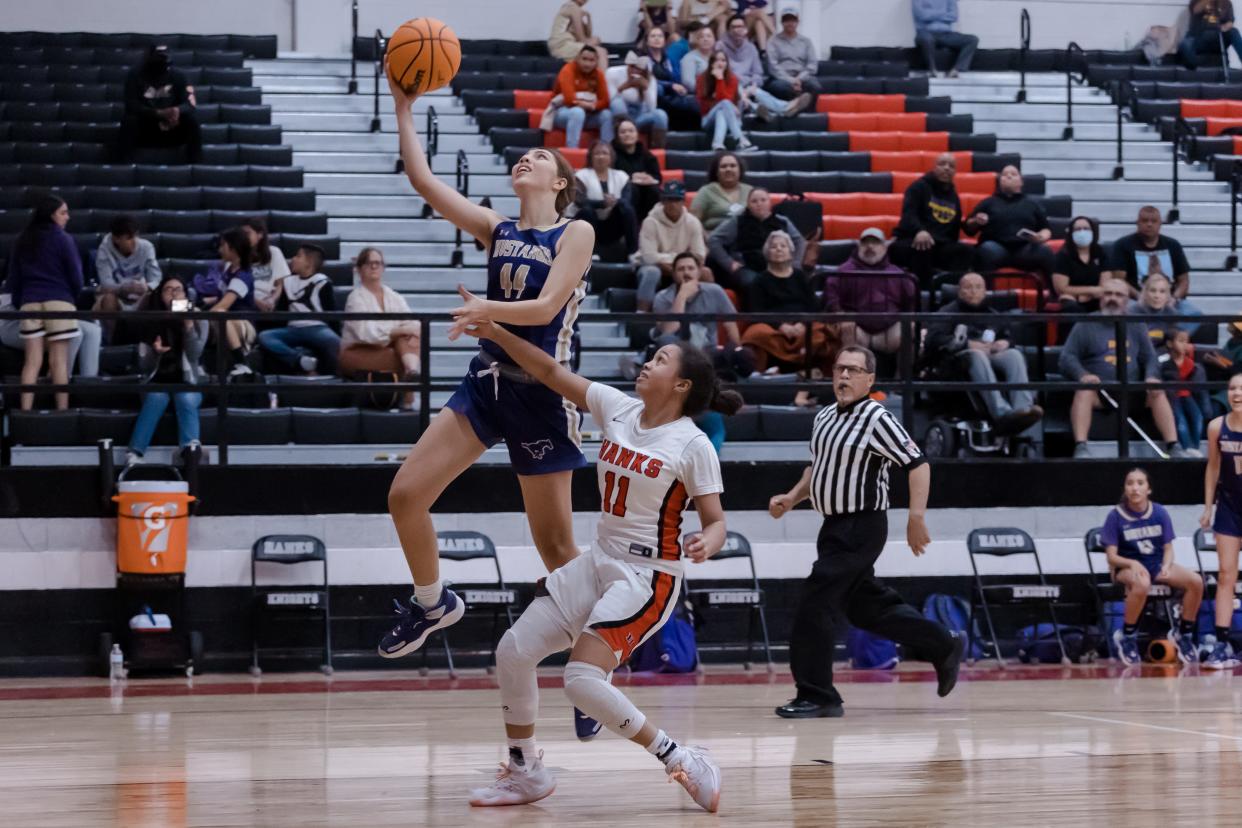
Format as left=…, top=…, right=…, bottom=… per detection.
left=1084, top=527, right=1175, bottom=658
left=422, top=530, right=518, bottom=678
left=249, top=534, right=332, bottom=676
left=967, top=527, right=1068, bottom=666
left=684, top=531, right=774, bottom=671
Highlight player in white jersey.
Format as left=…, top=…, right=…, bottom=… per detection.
left=460, top=312, right=742, bottom=813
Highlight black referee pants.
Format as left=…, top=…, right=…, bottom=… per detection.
left=789, top=510, right=955, bottom=706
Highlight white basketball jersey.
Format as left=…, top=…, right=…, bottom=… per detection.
left=586, top=383, right=724, bottom=575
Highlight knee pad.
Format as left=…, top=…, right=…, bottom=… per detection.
left=496, top=629, right=540, bottom=725
left=563, top=661, right=646, bottom=738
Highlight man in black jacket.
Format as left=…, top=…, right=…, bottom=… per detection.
left=889, top=153, right=973, bottom=285
left=115, top=45, right=202, bottom=162
left=964, top=165, right=1055, bottom=276
left=925, top=272, right=1043, bottom=434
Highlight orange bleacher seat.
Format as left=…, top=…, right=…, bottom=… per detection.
left=650, top=148, right=666, bottom=170
left=663, top=168, right=685, bottom=182
left=557, top=147, right=588, bottom=168
left=848, top=132, right=903, bottom=152
left=861, top=193, right=904, bottom=214
left=891, top=170, right=996, bottom=193
left=960, top=191, right=986, bottom=214
left=1181, top=99, right=1242, bottom=119
left=871, top=150, right=972, bottom=173
left=1207, top=116, right=1242, bottom=136
left=542, top=129, right=598, bottom=148
left=1234, top=136, right=1242, bottom=153
left=828, top=112, right=927, bottom=132
left=684, top=191, right=696, bottom=208
left=990, top=269, right=1044, bottom=312
left=806, top=193, right=868, bottom=215
left=824, top=214, right=898, bottom=240
left=816, top=93, right=906, bottom=114
left=514, top=90, right=554, bottom=110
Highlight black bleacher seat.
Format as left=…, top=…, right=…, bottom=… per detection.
left=144, top=186, right=204, bottom=210
left=259, top=187, right=316, bottom=211
left=138, top=165, right=195, bottom=187
left=361, top=409, right=424, bottom=444
left=156, top=233, right=217, bottom=258
left=192, top=166, right=248, bottom=187
left=292, top=408, right=362, bottom=444
left=269, top=211, right=328, bottom=235
left=204, top=408, right=292, bottom=445
left=149, top=209, right=211, bottom=234
left=248, top=166, right=304, bottom=187
left=8, top=410, right=80, bottom=446
left=272, top=376, right=355, bottom=408
left=202, top=186, right=260, bottom=210
left=79, top=409, right=139, bottom=442
left=209, top=209, right=255, bottom=231
left=587, top=263, right=635, bottom=295
left=323, top=262, right=353, bottom=287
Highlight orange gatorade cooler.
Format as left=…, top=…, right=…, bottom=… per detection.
left=113, top=478, right=196, bottom=576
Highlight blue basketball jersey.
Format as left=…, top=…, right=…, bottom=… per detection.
left=1217, top=418, right=1242, bottom=513
left=480, top=219, right=589, bottom=367
left=1100, top=501, right=1174, bottom=564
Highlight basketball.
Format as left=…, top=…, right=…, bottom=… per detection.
left=386, top=18, right=461, bottom=98
left=1146, top=639, right=1178, bottom=663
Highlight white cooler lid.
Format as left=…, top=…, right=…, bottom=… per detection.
left=117, top=481, right=189, bottom=494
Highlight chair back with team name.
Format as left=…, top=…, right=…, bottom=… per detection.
left=682, top=530, right=773, bottom=671
left=249, top=534, right=332, bottom=675
left=966, top=527, right=1068, bottom=666
left=431, top=530, right=517, bottom=678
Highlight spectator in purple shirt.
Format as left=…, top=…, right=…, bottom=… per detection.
left=823, top=227, right=918, bottom=355
left=8, top=192, right=83, bottom=410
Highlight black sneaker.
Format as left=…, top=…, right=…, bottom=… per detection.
left=573, top=707, right=602, bottom=741
left=934, top=632, right=966, bottom=697
left=774, top=698, right=844, bottom=718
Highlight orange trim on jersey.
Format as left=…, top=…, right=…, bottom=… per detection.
left=591, top=569, right=677, bottom=663
left=658, top=480, right=688, bottom=562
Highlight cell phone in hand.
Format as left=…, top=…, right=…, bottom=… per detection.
left=1017, top=228, right=1038, bottom=240
left=171, top=299, right=191, bottom=312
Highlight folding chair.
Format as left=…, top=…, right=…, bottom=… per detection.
left=684, top=531, right=774, bottom=671
left=1084, top=527, right=1175, bottom=659
left=422, top=530, right=518, bottom=678
left=967, top=527, right=1068, bottom=666
left=249, top=534, right=332, bottom=676
left=1194, top=528, right=1242, bottom=615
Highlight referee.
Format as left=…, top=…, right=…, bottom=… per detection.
left=768, top=345, right=964, bottom=718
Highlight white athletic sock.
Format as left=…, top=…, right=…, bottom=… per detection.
left=645, top=729, right=679, bottom=767
left=562, top=661, right=647, bottom=740
left=412, top=580, right=443, bottom=610
left=507, top=736, right=539, bottom=770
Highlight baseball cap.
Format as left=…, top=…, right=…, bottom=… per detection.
left=1230, top=318, right=1242, bottom=337
left=659, top=180, right=686, bottom=201
left=859, top=227, right=886, bottom=242
left=623, top=51, right=652, bottom=71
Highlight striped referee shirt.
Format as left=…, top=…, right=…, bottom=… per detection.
left=809, top=398, right=926, bottom=516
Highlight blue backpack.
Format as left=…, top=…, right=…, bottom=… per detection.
left=922, top=594, right=986, bottom=660
left=1017, top=623, right=1086, bottom=664
left=846, top=628, right=899, bottom=669
left=628, top=594, right=698, bottom=673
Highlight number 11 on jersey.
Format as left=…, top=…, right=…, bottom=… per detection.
left=602, top=471, right=630, bottom=517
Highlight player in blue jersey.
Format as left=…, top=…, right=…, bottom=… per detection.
left=1202, top=372, right=1242, bottom=667
left=378, top=70, right=596, bottom=672
left=1101, top=467, right=1203, bottom=665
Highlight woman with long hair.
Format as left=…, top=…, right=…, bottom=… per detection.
left=379, top=67, right=596, bottom=671
left=203, top=226, right=258, bottom=375
left=611, top=116, right=663, bottom=220
left=239, top=216, right=290, bottom=312
left=690, top=151, right=752, bottom=232
left=459, top=316, right=739, bottom=812
left=9, top=192, right=82, bottom=410
left=695, top=49, right=752, bottom=152
left=1201, top=373, right=1242, bottom=667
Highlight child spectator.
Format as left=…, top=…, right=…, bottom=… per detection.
left=204, top=227, right=258, bottom=376
left=94, top=214, right=161, bottom=315
left=544, top=46, right=614, bottom=150
left=1161, top=326, right=1210, bottom=456
left=696, top=50, right=753, bottom=152
left=240, top=217, right=291, bottom=312
left=258, top=244, right=340, bottom=375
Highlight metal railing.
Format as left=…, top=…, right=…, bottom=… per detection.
left=1167, top=116, right=1195, bottom=224
left=450, top=149, right=470, bottom=268
left=370, top=29, right=385, bottom=133
left=348, top=0, right=359, bottom=94
left=0, top=308, right=1228, bottom=465
left=415, top=107, right=439, bottom=209
left=1016, top=8, right=1031, bottom=103
left=1110, top=79, right=1129, bottom=180
left=1229, top=170, right=1242, bottom=270
left=1062, top=42, right=1086, bottom=140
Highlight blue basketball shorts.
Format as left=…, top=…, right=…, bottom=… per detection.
left=445, top=355, right=586, bottom=476
left=1214, top=499, right=1242, bottom=539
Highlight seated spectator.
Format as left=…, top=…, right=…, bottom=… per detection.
left=964, top=165, right=1055, bottom=277
left=572, top=140, right=639, bottom=261
left=1162, top=326, right=1210, bottom=455
left=924, top=272, right=1043, bottom=434
left=736, top=0, right=776, bottom=50
left=340, top=248, right=422, bottom=396
left=642, top=26, right=700, bottom=129
left=202, top=227, right=258, bottom=376
left=825, top=227, right=918, bottom=354
left=1052, top=216, right=1106, bottom=313
left=1129, top=272, right=1198, bottom=347
left=548, top=0, right=607, bottom=64
left=667, top=19, right=700, bottom=66
left=913, top=0, right=979, bottom=78
left=722, top=14, right=811, bottom=120
left=240, top=217, right=291, bottom=313
left=8, top=193, right=81, bottom=411
left=258, top=244, right=340, bottom=375
left=691, top=151, right=753, bottom=231
left=696, top=50, right=754, bottom=152
left=678, top=0, right=732, bottom=38
left=116, top=45, right=201, bottom=163
left=681, top=23, right=719, bottom=88
left=543, top=46, right=614, bottom=150
left=1211, top=319, right=1242, bottom=416
left=1179, top=0, right=1242, bottom=69
left=1059, top=279, right=1183, bottom=458
left=607, top=52, right=669, bottom=149
left=612, top=117, right=664, bottom=221
left=765, top=10, right=823, bottom=101
left=742, top=230, right=839, bottom=404
left=126, top=276, right=206, bottom=465
left=1102, top=467, right=1204, bottom=665
left=652, top=251, right=753, bottom=375
left=1106, top=206, right=1201, bottom=319
left=707, top=187, right=803, bottom=291
left=890, top=153, right=973, bottom=284
left=637, top=180, right=709, bottom=310
left=94, top=215, right=161, bottom=316
left=639, top=0, right=678, bottom=45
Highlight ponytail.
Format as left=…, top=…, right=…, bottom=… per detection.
left=709, top=382, right=744, bottom=416
left=674, top=341, right=745, bottom=417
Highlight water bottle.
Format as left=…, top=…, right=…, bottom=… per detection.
left=109, top=644, right=125, bottom=681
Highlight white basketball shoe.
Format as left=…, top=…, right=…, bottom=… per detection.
left=665, top=745, right=721, bottom=813
left=468, top=751, right=557, bottom=807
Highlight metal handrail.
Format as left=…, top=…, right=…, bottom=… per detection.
left=1062, top=42, right=1086, bottom=140
left=1229, top=170, right=1242, bottom=269
left=415, top=107, right=439, bottom=207
left=451, top=149, right=469, bottom=267
left=1016, top=8, right=1031, bottom=103
left=1111, top=79, right=1129, bottom=180
left=348, top=0, right=359, bottom=94
left=1168, top=116, right=1195, bottom=223
left=370, top=28, right=385, bottom=134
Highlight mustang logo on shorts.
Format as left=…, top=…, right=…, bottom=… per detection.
left=521, top=438, right=556, bottom=460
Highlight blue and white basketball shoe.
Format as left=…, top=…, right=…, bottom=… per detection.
left=377, top=588, right=465, bottom=658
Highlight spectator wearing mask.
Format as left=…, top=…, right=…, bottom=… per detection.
left=641, top=26, right=701, bottom=126
left=765, top=10, right=823, bottom=101
left=1162, top=325, right=1210, bottom=456
left=240, top=217, right=291, bottom=313
left=637, top=180, right=709, bottom=310
left=696, top=49, right=754, bottom=152
left=891, top=152, right=973, bottom=284
left=1059, top=279, right=1183, bottom=458
left=126, top=275, right=206, bottom=465
left=258, top=244, right=340, bottom=375
left=691, top=151, right=753, bottom=231
left=912, top=0, right=979, bottom=77
left=722, top=15, right=812, bottom=120
left=612, top=117, right=664, bottom=221
left=1180, top=0, right=1242, bottom=69
left=8, top=193, right=82, bottom=411
left=736, top=0, right=776, bottom=51
left=607, top=52, right=669, bottom=149
left=824, top=227, right=919, bottom=355
left=572, top=140, right=639, bottom=260
left=1052, top=216, right=1106, bottom=314
left=116, top=45, right=201, bottom=162
left=544, top=46, right=614, bottom=150
left=652, top=251, right=752, bottom=376
left=548, top=0, right=607, bottom=64
left=677, top=0, right=732, bottom=39
left=1106, top=206, right=1200, bottom=316
left=742, top=230, right=839, bottom=405
left=925, top=272, right=1043, bottom=434
left=94, top=214, right=161, bottom=316
left=340, top=248, right=422, bottom=395
left=204, top=227, right=259, bottom=376
left=681, top=23, right=719, bottom=87
left=964, top=165, right=1055, bottom=277
left=708, top=187, right=804, bottom=292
